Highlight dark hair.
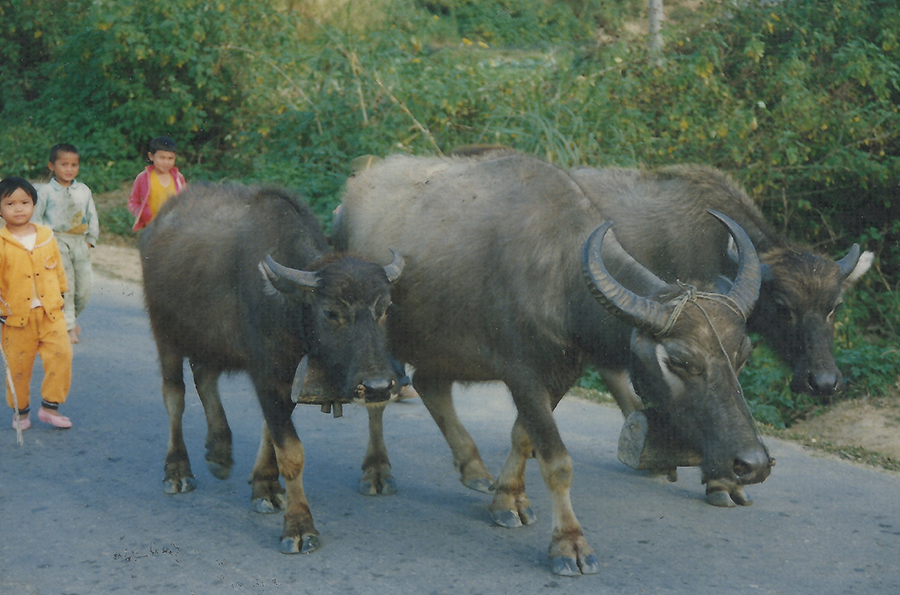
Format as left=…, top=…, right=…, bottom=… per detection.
left=148, top=137, right=177, bottom=155
left=49, top=143, right=79, bottom=163
left=0, top=177, right=38, bottom=205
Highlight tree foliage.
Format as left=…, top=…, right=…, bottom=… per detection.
left=0, top=0, right=296, bottom=186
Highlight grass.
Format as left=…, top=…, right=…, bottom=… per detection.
left=94, top=184, right=140, bottom=248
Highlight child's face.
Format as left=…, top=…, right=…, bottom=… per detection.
left=49, top=151, right=80, bottom=186
left=0, top=188, right=36, bottom=228
left=149, top=150, right=177, bottom=175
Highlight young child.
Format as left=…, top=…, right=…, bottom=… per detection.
left=127, top=136, right=186, bottom=231
left=34, top=143, right=99, bottom=344
left=0, top=177, right=74, bottom=430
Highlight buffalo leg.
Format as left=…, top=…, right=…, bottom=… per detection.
left=273, top=432, right=319, bottom=554
left=598, top=366, right=643, bottom=418
left=489, top=418, right=537, bottom=527
left=506, top=378, right=599, bottom=576
left=250, top=422, right=286, bottom=513
left=360, top=404, right=397, bottom=495
left=252, top=373, right=320, bottom=555
left=190, top=361, right=233, bottom=480
left=160, top=349, right=195, bottom=494
left=415, top=374, right=494, bottom=493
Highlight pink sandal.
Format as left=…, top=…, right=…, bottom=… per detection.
left=12, top=413, right=31, bottom=431
left=38, top=408, right=72, bottom=429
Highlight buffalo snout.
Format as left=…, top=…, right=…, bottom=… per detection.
left=732, top=447, right=773, bottom=485
left=792, top=365, right=844, bottom=397
left=355, top=377, right=396, bottom=404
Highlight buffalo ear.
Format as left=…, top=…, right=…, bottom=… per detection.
left=383, top=249, right=404, bottom=283
left=713, top=274, right=734, bottom=294
left=843, top=249, right=873, bottom=285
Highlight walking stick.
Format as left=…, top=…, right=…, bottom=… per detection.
left=0, top=318, right=24, bottom=445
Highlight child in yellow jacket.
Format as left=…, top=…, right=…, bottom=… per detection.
left=0, top=177, right=73, bottom=430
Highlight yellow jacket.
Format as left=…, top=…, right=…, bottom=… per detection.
left=0, top=224, right=67, bottom=327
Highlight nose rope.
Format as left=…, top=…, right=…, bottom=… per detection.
left=657, top=282, right=746, bottom=336
left=692, top=299, right=769, bottom=450
left=659, top=283, right=767, bottom=447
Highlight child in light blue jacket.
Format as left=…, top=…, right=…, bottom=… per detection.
left=34, top=143, right=99, bottom=344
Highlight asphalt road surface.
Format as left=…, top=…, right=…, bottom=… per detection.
left=1, top=276, right=899, bottom=595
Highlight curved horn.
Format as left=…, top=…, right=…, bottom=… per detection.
left=727, top=235, right=772, bottom=281
left=707, top=210, right=761, bottom=319
left=383, top=249, right=404, bottom=283
left=264, top=254, right=319, bottom=290
left=582, top=222, right=673, bottom=335
left=836, top=243, right=861, bottom=280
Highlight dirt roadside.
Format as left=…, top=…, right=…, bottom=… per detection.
left=90, top=241, right=900, bottom=473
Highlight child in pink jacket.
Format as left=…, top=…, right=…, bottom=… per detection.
left=127, top=137, right=187, bottom=231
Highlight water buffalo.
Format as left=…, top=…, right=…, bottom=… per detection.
left=140, top=183, right=403, bottom=555
left=335, top=153, right=771, bottom=575
left=568, top=164, right=872, bottom=400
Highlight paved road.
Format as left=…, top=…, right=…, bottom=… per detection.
left=1, top=276, right=899, bottom=595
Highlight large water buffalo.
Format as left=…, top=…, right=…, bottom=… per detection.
left=140, top=183, right=403, bottom=555
left=568, top=164, right=872, bottom=401
left=335, top=153, right=771, bottom=575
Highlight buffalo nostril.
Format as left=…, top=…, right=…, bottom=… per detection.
left=799, top=369, right=844, bottom=397
left=811, top=371, right=842, bottom=395
left=361, top=378, right=395, bottom=402
left=733, top=459, right=753, bottom=479
left=733, top=449, right=773, bottom=484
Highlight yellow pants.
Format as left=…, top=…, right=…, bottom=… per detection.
left=3, top=307, right=72, bottom=411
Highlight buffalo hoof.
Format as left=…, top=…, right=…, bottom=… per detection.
left=705, top=477, right=754, bottom=507
left=253, top=494, right=286, bottom=514
left=163, top=476, right=196, bottom=495
left=551, top=553, right=600, bottom=576
left=280, top=533, right=321, bottom=555
left=550, top=533, right=599, bottom=576
left=490, top=505, right=536, bottom=528
left=359, top=468, right=397, bottom=496
left=206, top=461, right=231, bottom=481
left=706, top=490, right=737, bottom=507
left=729, top=486, right=753, bottom=506
left=462, top=477, right=495, bottom=494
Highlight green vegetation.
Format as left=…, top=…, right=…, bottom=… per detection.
left=2, top=0, right=897, bottom=427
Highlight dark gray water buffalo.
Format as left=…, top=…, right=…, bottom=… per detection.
left=570, top=164, right=872, bottom=400
left=335, top=153, right=771, bottom=575
left=140, top=183, right=403, bottom=555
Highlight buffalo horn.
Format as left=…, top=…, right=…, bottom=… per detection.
left=707, top=210, right=761, bottom=319
left=263, top=254, right=320, bottom=290
left=836, top=243, right=861, bottom=280
left=383, top=250, right=405, bottom=283
left=727, top=235, right=773, bottom=282
left=582, top=222, right=673, bottom=335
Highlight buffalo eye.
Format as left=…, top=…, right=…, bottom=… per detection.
left=662, top=344, right=703, bottom=377
left=774, top=298, right=797, bottom=325
left=734, top=336, right=752, bottom=373
left=827, top=300, right=843, bottom=321
left=322, top=308, right=342, bottom=323
left=374, top=299, right=391, bottom=322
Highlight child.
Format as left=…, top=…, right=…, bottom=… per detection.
left=0, top=177, right=74, bottom=430
left=34, top=143, right=99, bottom=344
left=127, top=136, right=186, bottom=231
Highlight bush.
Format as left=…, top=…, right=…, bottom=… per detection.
left=416, top=0, right=592, bottom=47
left=0, top=0, right=299, bottom=190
